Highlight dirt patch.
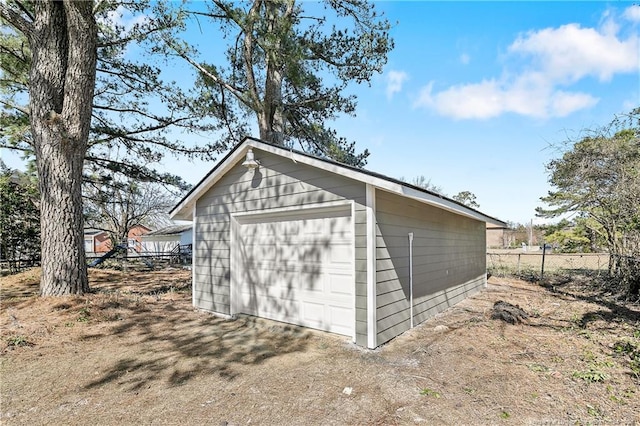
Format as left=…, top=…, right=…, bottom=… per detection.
left=1, top=269, right=639, bottom=425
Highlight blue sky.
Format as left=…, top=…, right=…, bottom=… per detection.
left=150, top=0, right=640, bottom=225
left=1, top=1, right=638, bottom=225
left=333, top=1, right=638, bottom=225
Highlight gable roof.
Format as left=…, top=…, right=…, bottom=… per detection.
left=143, top=224, right=192, bottom=237
left=170, top=137, right=507, bottom=226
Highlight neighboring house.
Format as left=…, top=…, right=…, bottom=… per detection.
left=486, top=223, right=509, bottom=248
left=141, top=224, right=193, bottom=254
left=83, top=225, right=151, bottom=254
left=84, top=228, right=111, bottom=254
left=170, top=138, right=507, bottom=349
left=126, top=225, right=151, bottom=252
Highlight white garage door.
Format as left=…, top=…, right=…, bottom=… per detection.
left=232, top=205, right=354, bottom=336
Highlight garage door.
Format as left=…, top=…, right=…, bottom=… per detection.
left=232, top=205, right=353, bottom=336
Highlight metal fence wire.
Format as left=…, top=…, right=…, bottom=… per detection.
left=487, top=251, right=610, bottom=278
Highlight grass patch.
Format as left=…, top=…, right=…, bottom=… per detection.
left=419, top=388, right=441, bottom=398
left=613, top=339, right=640, bottom=376
left=572, top=368, right=609, bottom=383
left=77, top=307, right=91, bottom=323
left=6, top=335, right=33, bottom=348
left=527, top=363, right=549, bottom=373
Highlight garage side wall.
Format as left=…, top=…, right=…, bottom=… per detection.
left=193, top=150, right=369, bottom=345
left=375, top=189, right=486, bottom=346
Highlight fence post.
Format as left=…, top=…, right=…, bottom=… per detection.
left=540, top=243, right=546, bottom=282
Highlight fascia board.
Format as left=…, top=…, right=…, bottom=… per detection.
left=171, top=137, right=507, bottom=226
left=252, top=141, right=505, bottom=225
left=169, top=140, right=252, bottom=220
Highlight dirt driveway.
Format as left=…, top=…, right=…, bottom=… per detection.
left=1, top=268, right=639, bottom=425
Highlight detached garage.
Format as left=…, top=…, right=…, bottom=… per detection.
left=170, top=137, right=506, bottom=348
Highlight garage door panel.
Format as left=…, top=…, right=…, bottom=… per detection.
left=269, top=287, right=299, bottom=301
left=237, top=286, right=300, bottom=305
left=241, top=246, right=277, bottom=262
left=300, top=300, right=325, bottom=326
left=278, top=244, right=298, bottom=260
left=299, top=273, right=324, bottom=294
left=301, top=219, right=325, bottom=234
left=328, top=305, right=353, bottom=334
left=264, top=278, right=299, bottom=296
left=329, top=273, right=353, bottom=297
left=329, top=244, right=353, bottom=266
left=299, top=302, right=352, bottom=335
left=256, top=261, right=299, bottom=274
left=238, top=289, right=298, bottom=314
left=233, top=206, right=354, bottom=337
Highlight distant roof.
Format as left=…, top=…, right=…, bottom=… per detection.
left=84, top=225, right=152, bottom=236
left=144, top=224, right=192, bottom=236
left=84, top=228, right=106, bottom=236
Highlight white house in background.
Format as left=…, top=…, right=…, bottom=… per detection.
left=170, top=137, right=506, bottom=349
left=140, top=224, right=192, bottom=254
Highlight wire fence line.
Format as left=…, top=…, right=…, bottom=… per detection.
left=488, top=250, right=640, bottom=295
left=487, top=251, right=611, bottom=278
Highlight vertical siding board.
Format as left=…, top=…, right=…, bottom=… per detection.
left=375, top=189, right=487, bottom=346
left=353, top=201, right=368, bottom=347
left=365, top=184, right=377, bottom=348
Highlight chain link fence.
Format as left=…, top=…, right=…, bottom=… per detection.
left=487, top=250, right=610, bottom=279
left=488, top=250, right=640, bottom=297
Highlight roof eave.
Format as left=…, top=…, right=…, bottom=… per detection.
left=170, top=137, right=508, bottom=226
left=169, top=138, right=254, bottom=220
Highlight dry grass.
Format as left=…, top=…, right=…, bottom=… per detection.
left=1, top=268, right=639, bottom=425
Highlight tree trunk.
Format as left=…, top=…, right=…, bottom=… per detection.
left=29, top=1, right=97, bottom=295
left=258, top=0, right=287, bottom=145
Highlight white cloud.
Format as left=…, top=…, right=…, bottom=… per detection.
left=414, top=80, right=504, bottom=119
left=599, top=9, right=620, bottom=36
left=509, top=23, right=638, bottom=82
left=623, top=5, right=640, bottom=23
left=415, top=14, right=637, bottom=120
left=459, top=53, right=470, bottom=65
left=101, top=5, right=150, bottom=33
left=549, top=91, right=600, bottom=117
left=414, top=78, right=598, bottom=120
left=385, top=70, right=409, bottom=100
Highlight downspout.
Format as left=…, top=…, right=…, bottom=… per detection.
left=192, top=204, right=197, bottom=308
left=409, top=232, right=414, bottom=329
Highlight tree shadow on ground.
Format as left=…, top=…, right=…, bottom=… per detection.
left=1, top=274, right=40, bottom=299
left=82, top=291, right=312, bottom=392
left=539, top=274, right=640, bottom=331
left=1, top=268, right=313, bottom=385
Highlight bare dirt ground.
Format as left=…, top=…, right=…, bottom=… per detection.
left=1, top=268, right=639, bottom=425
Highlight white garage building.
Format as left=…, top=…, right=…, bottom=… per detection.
left=170, top=137, right=506, bottom=348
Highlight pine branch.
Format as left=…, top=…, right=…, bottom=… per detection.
left=0, top=1, right=34, bottom=39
